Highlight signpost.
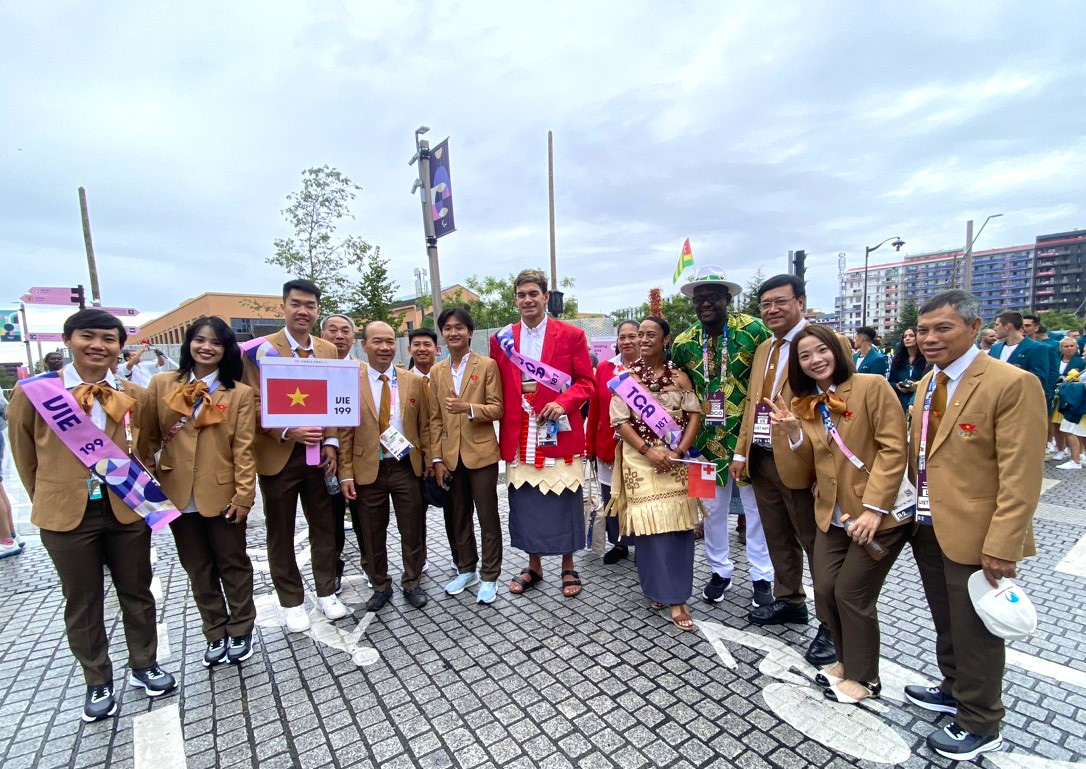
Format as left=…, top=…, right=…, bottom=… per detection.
left=103, top=307, right=140, bottom=317
left=22, top=286, right=87, bottom=307
left=27, top=332, right=64, bottom=342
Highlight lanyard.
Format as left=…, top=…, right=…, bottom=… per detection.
left=918, top=374, right=938, bottom=472
left=702, top=326, right=729, bottom=384
left=817, top=404, right=865, bottom=470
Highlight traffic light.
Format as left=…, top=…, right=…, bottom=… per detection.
left=791, top=249, right=807, bottom=285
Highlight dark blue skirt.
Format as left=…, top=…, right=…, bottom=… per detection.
left=508, top=485, right=584, bottom=556
left=629, top=530, right=694, bottom=605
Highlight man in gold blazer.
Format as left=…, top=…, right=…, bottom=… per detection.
left=339, top=320, right=432, bottom=612
left=428, top=308, right=504, bottom=604
left=8, top=309, right=176, bottom=723
left=240, top=279, right=347, bottom=633
left=904, top=290, right=1046, bottom=762
left=732, top=274, right=846, bottom=666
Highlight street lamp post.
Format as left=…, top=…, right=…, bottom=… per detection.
left=861, top=236, right=905, bottom=329
left=409, top=126, right=444, bottom=321
left=960, top=213, right=1003, bottom=293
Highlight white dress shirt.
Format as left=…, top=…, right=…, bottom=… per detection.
left=118, top=354, right=178, bottom=387
left=450, top=351, right=472, bottom=396
left=63, top=363, right=123, bottom=431
left=520, top=315, right=548, bottom=361
left=283, top=328, right=315, bottom=357
left=367, top=363, right=403, bottom=435
left=931, top=344, right=981, bottom=403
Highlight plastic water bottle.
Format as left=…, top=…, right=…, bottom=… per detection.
left=843, top=519, right=888, bottom=561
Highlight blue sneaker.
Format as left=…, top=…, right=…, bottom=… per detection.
left=477, top=580, right=498, bottom=605
left=445, top=572, right=480, bottom=595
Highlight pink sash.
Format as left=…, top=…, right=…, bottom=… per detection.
left=608, top=372, right=683, bottom=450
left=496, top=324, right=572, bottom=393
left=18, top=372, right=180, bottom=531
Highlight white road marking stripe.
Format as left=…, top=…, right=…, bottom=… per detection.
left=133, top=702, right=187, bottom=769
left=150, top=575, right=163, bottom=602
left=150, top=546, right=158, bottom=566
left=1055, top=532, right=1086, bottom=578
left=157, top=622, right=171, bottom=661
left=1007, top=648, right=1086, bottom=691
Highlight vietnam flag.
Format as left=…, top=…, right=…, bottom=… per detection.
left=688, top=461, right=717, bottom=499
left=266, top=378, right=328, bottom=415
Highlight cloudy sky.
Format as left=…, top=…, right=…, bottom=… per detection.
left=2, top=1, right=1084, bottom=361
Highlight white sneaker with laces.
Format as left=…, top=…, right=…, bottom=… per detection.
left=318, top=594, right=349, bottom=620
left=1056, top=460, right=1082, bottom=470
left=1052, top=449, right=1070, bottom=462
left=284, top=604, right=311, bottom=632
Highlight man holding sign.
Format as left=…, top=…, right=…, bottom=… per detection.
left=240, top=280, right=348, bottom=633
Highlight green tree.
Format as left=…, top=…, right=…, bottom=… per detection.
left=345, top=244, right=401, bottom=326
left=1039, top=310, right=1082, bottom=332
left=739, top=267, right=768, bottom=317
left=887, top=299, right=919, bottom=351
left=268, top=165, right=376, bottom=313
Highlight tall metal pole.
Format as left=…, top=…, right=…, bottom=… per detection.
left=861, top=247, right=871, bottom=328
left=416, top=140, right=443, bottom=321
left=18, top=303, right=34, bottom=370
left=548, top=130, right=557, bottom=289
left=962, top=219, right=974, bottom=293
left=78, top=187, right=102, bottom=305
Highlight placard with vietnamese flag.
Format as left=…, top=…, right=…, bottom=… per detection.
left=258, top=356, right=361, bottom=428
left=686, top=460, right=717, bottom=499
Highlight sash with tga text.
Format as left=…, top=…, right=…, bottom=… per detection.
left=19, top=372, right=180, bottom=531
left=608, top=372, right=683, bottom=451
left=496, top=324, right=572, bottom=393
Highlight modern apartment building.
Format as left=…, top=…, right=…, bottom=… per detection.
left=1032, top=230, right=1086, bottom=314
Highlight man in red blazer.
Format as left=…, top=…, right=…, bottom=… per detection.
left=489, top=269, right=594, bottom=598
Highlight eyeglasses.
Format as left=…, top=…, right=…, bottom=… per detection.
left=692, top=293, right=727, bottom=306
left=758, top=297, right=796, bottom=311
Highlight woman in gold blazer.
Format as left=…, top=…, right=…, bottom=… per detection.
left=141, top=316, right=257, bottom=668
left=769, top=324, right=910, bottom=704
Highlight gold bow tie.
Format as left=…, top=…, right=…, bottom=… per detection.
left=791, top=392, right=848, bottom=421
left=72, top=382, right=137, bottom=424
left=163, top=380, right=225, bottom=428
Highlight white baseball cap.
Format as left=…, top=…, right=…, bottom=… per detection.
left=967, top=571, right=1037, bottom=641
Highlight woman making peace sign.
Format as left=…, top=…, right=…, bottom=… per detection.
left=768, top=324, right=910, bottom=704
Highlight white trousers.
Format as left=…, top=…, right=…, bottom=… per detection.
left=702, top=477, right=774, bottom=582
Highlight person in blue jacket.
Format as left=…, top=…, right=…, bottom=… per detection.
left=852, top=326, right=888, bottom=376
left=887, top=327, right=928, bottom=411
left=990, top=311, right=1055, bottom=403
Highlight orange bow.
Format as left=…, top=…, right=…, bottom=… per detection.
left=72, top=382, right=137, bottom=424
left=163, top=380, right=225, bottom=428
left=791, top=391, right=848, bottom=421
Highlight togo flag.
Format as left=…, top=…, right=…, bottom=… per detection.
left=258, top=356, right=362, bottom=428
left=673, top=238, right=694, bottom=283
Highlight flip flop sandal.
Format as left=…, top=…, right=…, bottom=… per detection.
left=672, top=608, right=695, bottom=631
left=509, top=568, right=543, bottom=594
left=649, top=602, right=667, bottom=610
left=560, top=569, right=582, bottom=598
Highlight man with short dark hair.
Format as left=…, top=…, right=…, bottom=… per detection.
left=44, top=351, right=65, bottom=372
left=977, top=328, right=997, bottom=352
left=990, top=311, right=1054, bottom=403
left=241, top=279, right=347, bottom=632
left=118, top=344, right=178, bottom=387
left=905, top=290, right=1045, bottom=760
left=733, top=273, right=835, bottom=665
left=853, top=326, right=888, bottom=375
left=1021, top=313, right=1041, bottom=340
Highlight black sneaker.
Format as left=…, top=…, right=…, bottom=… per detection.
left=927, top=722, right=1002, bottom=760
left=603, top=545, right=629, bottom=565
left=404, top=588, right=428, bottom=609
left=202, top=638, right=228, bottom=667
left=904, top=685, right=958, bottom=715
left=129, top=664, right=178, bottom=697
left=701, top=573, right=732, bottom=603
left=227, top=634, right=253, bottom=664
left=751, top=579, right=773, bottom=608
left=83, top=683, right=117, bottom=722
left=749, top=599, right=810, bottom=625
left=366, top=588, right=393, bottom=612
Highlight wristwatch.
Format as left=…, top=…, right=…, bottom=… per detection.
left=638, top=443, right=650, bottom=455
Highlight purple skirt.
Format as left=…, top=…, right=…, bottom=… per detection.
left=508, top=485, right=584, bottom=556
left=629, top=530, right=694, bottom=605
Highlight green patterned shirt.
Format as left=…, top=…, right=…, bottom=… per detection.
left=672, top=313, right=771, bottom=485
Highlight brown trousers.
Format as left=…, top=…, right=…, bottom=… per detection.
left=332, top=491, right=369, bottom=579
left=911, top=524, right=1006, bottom=735
left=749, top=445, right=818, bottom=605
left=257, top=443, right=337, bottom=606
left=813, top=523, right=908, bottom=682
left=169, top=512, right=256, bottom=642
left=359, top=457, right=426, bottom=592
left=40, top=498, right=158, bottom=685
left=450, top=462, right=502, bottom=582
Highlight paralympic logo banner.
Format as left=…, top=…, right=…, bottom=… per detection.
left=257, top=357, right=361, bottom=429
left=429, top=138, right=455, bottom=238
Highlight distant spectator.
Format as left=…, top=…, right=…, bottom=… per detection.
left=44, top=351, right=65, bottom=372
left=990, top=311, right=1055, bottom=403
left=977, top=328, right=998, bottom=352
left=1022, top=313, right=1041, bottom=340
left=1051, top=337, right=1086, bottom=467
left=117, top=345, right=178, bottom=387
left=0, top=388, right=21, bottom=559
left=888, top=328, right=927, bottom=412
left=853, top=326, right=888, bottom=376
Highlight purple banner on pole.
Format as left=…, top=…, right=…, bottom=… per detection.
left=429, top=138, right=455, bottom=238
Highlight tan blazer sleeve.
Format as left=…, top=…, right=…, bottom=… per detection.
left=337, top=427, right=354, bottom=483
left=778, top=420, right=815, bottom=484
left=138, top=375, right=164, bottom=469
left=417, top=377, right=432, bottom=468
left=861, top=377, right=908, bottom=513
left=7, top=385, right=37, bottom=500
left=985, top=371, right=1046, bottom=561
left=472, top=359, right=504, bottom=423
left=241, top=357, right=285, bottom=444
left=231, top=386, right=257, bottom=508
left=427, top=376, right=444, bottom=462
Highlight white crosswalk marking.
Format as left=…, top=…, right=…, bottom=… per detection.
left=1055, top=532, right=1086, bottom=578
left=133, top=702, right=187, bottom=769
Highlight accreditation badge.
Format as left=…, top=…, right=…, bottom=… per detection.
left=915, top=468, right=931, bottom=525
left=704, top=392, right=726, bottom=423
left=379, top=426, right=414, bottom=460
left=752, top=401, right=773, bottom=447
left=87, top=477, right=103, bottom=501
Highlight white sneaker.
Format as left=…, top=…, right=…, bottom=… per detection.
left=422, top=560, right=430, bottom=573
left=1047, top=439, right=1057, bottom=453
left=1053, top=449, right=1070, bottom=462
left=284, top=604, right=311, bottom=633
left=318, top=594, right=349, bottom=620
left=1056, top=460, right=1082, bottom=470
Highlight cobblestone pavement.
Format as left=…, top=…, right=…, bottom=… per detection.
left=1, top=443, right=1084, bottom=769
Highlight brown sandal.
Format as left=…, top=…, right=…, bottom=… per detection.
left=561, top=569, right=582, bottom=598
left=509, top=568, right=542, bottom=594
left=671, top=604, right=695, bottom=631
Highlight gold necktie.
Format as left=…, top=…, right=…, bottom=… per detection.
left=163, top=380, right=225, bottom=428
left=760, top=338, right=786, bottom=401
left=296, top=348, right=311, bottom=359
left=929, top=372, right=950, bottom=436
left=791, top=391, right=848, bottom=421
left=72, top=382, right=137, bottom=424
left=378, top=374, right=391, bottom=432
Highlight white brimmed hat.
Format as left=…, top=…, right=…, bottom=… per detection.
left=679, top=265, right=742, bottom=299
left=967, top=571, right=1037, bottom=641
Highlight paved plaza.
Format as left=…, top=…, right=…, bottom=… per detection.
left=1, top=445, right=1084, bottom=769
